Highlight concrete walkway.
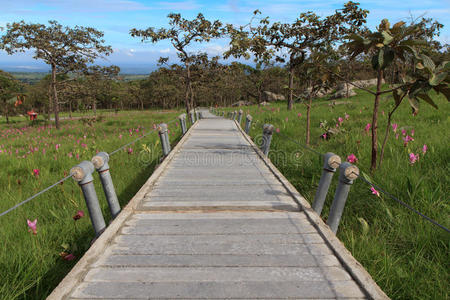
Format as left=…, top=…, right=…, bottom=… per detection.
left=49, top=110, right=387, bottom=299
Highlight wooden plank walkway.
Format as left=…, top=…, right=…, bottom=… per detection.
left=49, top=110, right=388, bottom=299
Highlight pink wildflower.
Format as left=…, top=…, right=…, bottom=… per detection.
left=285, top=117, right=288, bottom=122
left=27, top=219, right=37, bottom=234
left=403, top=135, right=414, bottom=146
left=401, top=129, right=406, bottom=136
left=411, top=129, right=415, bottom=136
left=297, top=113, right=302, bottom=117
left=409, top=153, right=419, bottom=164
left=391, top=123, right=398, bottom=132
left=345, top=113, right=349, bottom=120
left=55, top=144, right=60, bottom=150
left=347, top=154, right=358, bottom=163
left=275, top=128, right=280, bottom=133
left=61, top=253, right=76, bottom=261
left=68, top=152, right=73, bottom=158
left=128, top=147, right=133, bottom=154
left=336, top=123, right=339, bottom=128
left=370, top=187, right=380, bottom=197
left=76, top=153, right=80, bottom=160
left=322, top=133, right=327, bottom=139
left=364, top=123, right=371, bottom=132
left=338, top=117, right=343, bottom=124
left=119, top=134, right=122, bottom=139
left=422, top=144, right=427, bottom=155
left=73, top=210, right=85, bottom=221
left=33, top=169, right=40, bottom=177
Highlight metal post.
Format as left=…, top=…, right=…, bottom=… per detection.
left=199, top=111, right=203, bottom=119
left=190, top=111, right=195, bottom=124
left=195, top=110, right=200, bottom=121
left=92, top=152, right=121, bottom=219
left=179, top=114, right=187, bottom=135
left=261, top=124, right=274, bottom=156
left=71, top=161, right=106, bottom=236
left=245, top=114, right=252, bottom=134
left=158, top=123, right=170, bottom=156
left=237, top=109, right=243, bottom=124
left=312, top=153, right=341, bottom=215
left=232, top=111, right=237, bottom=120
left=221, top=111, right=224, bottom=117
left=327, top=162, right=359, bottom=234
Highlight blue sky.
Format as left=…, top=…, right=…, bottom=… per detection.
left=0, top=0, right=449, bottom=73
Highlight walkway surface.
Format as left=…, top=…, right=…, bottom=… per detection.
left=49, top=110, right=387, bottom=299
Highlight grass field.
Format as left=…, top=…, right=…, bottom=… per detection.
left=221, top=88, right=449, bottom=299
left=0, top=109, right=185, bottom=299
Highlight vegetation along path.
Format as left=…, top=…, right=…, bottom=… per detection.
left=49, top=109, right=388, bottom=299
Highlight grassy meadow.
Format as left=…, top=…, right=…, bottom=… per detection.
left=222, top=87, right=449, bottom=299
left=0, top=109, right=184, bottom=299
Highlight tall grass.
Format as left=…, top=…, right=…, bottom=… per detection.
left=0, top=109, right=183, bottom=299
left=225, top=88, right=449, bottom=299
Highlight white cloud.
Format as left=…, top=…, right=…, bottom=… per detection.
left=159, top=48, right=171, bottom=53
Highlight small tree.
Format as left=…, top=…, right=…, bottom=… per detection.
left=0, top=70, right=23, bottom=123
left=130, top=13, right=222, bottom=114
left=345, top=18, right=449, bottom=171
left=0, top=20, right=112, bottom=128
left=225, top=1, right=368, bottom=110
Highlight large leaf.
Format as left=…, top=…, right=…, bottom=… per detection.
left=381, top=31, right=393, bottom=45
left=408, top=96, right=419, bottom=114
left=429, top=72, right=447, bottom=86
left=393, top=89, right=402, bottom=106
left=416, top=93, right=438, bottom=109
left=433, top=85, right=450, bottom=101
left=421, top=54, right=435, bottom=72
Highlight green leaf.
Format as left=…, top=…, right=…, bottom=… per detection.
left=381, top=49, right=395, bottom=69
left=381, top=31, right=393, bottom=45
left=360, top=171, right=373, bottom=184
left=358, top=217, right=370, bottom=235
left=429, top=72, right=447, bottom=86
left=421, top=54, right=435, bottom=72
left=416, top=93, right=438, bottom=109
left=408, top=96, right=419, bottom=114
left=393, top=89, right=402, bottom=106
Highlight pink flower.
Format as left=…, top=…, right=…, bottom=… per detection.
left=411, top=129, right=415, bottom=136
left=391, top=123, right=398, bottom=132
left=27, top=219, right=37, bottom=234
left=403, top=135, right=414, bottom=146
left=422, top=144, right=427, bottom=155
left=42, top=148, right=46, bottom=155
left=119, top=134, right=122, bottom=139
left=338, top=117, right=343, bottom=124
left=55, top=144, right=60, bottom=150
left=370, top=187, right=380, bottom=197
left=73, top=210, right=85, bottom=221
left=364, top=123, right=371, bottom=132
left=81, top=143, right=87, bottom=148
left=127, top=147, right=133, bottom=154
left=395, top=134, right=399, bottom=140
left=322, top=133, right=327, bottom=139
left=409, top=153, right=419, bottom=164
left=345, top=113, right=350, bottom=120
left=33, top=169, right=40, bottom=177
left=347, top=154, right=358, bottom=163
left=297, top=113, right=302, bottom=117
left=401, top=129, right=406, bottom=136
left=62, top=253, right=76, bottom=261
left=68, top=152, right=73, bottom=158
left=336, top=123, right=339, bottom=128
left=76, top=153, right=80, bottom=160
left=285, top=117, right=288, bottom=122
left=275, top=128, right=280, bottom=133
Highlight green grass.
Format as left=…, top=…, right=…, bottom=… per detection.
left=223, top=88, right=449, bottom=299
left=0, top=109, right=185, bottom=299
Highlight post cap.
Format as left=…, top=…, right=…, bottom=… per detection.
left=239, top=109, right=243, bottom=114
left=178, top=113, right=186, bottom=119
left=323, top=152, right=341, bottom=171
left=246, top=114, right=253, bottom=121
left=263, top=124, right=274, bottom=135
left=158, top=123, right=168, bottom=133
left=92, top=152, right=110, bottom=171
left=71, top=161, right=95, bottom=184
left=339, top=162, right=359, bottom=183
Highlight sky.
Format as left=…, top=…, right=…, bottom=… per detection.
left=0, top=0, right=449, bottom=73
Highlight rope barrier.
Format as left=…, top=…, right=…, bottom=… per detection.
left=0, top=116, right=182, bottom=218
left=246, top=113, right=450, bottom=234
left=0, top=173, right=73, bottom=218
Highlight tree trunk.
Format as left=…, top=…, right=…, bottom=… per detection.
left=51, top=63, right=60, bottom=129
left=379, top=95, right=404, bottom=167
left=5, top=105, right=9, bottom=124
left=306, top=95, right=312, bottom=146
left=287, top=63, right=294, bottom=110
left=185, top=63, right=192, bottom=114
left=92, top=97, right=97, bottom=116
left=370, top=69, right=383, bottom=172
